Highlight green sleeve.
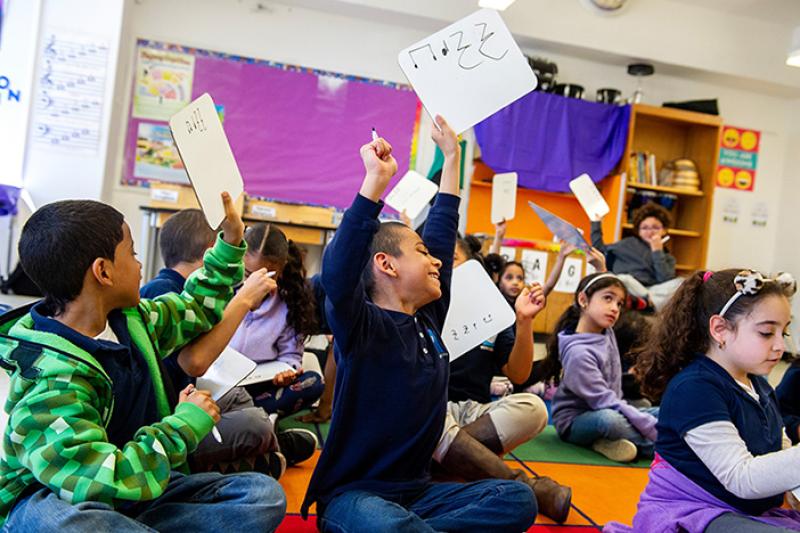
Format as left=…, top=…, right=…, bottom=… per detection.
left=138, top=234, right=246, bottom=358
left=7, top=375, right=213, bottom=506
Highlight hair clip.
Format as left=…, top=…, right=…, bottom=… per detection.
left=703, top=271, right=714, bottom=283
left=718, top=270, right=796, bottom=317
left=773, top=272, right=797, bottom=297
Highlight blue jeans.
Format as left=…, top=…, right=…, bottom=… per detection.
left=4, top=471, right=286, bottom=532
left=247, top=370, right=325, bottom=416
left=565, top=407, right=660, bottom=458
left=319, top=480, right=536, bottom=533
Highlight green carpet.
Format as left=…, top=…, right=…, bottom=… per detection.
left=506, top=425, right=652, bottom=468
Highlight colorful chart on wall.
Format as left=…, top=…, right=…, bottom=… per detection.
left=716, top=125, right=759, bottom=192
left=123, top=39, right=421, bottom=209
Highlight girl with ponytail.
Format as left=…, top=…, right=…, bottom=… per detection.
left=230, top=223, right=324, bottom=417
left=607, top=269, right=800, bottom=533
left=544, top=272, right=659, bottom=464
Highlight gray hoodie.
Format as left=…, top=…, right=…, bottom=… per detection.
left=551, top=328, right=657, bottom=441
left=591, top=221, right=676, bottom=286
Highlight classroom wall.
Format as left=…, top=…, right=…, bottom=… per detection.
left=776, top=100, right=800, bottom=343
left=8, top=0, right=799, bottom=290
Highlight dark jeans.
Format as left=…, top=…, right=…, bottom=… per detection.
left=319, top=480, right=536, bottom=533
left=4, top=471, right=285, bottom=532
left=247, top=370, right=324, bottom=416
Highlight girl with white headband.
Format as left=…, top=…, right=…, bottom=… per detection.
left=539, top=272, right=660, bottom=463
left=606, top=269, right=800, bottom=533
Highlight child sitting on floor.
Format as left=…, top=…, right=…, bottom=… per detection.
left=0, top=194, right=284, bottom=531
left=543, top=272, right=659, bottom=463
left=140, top=209, right=317, bottom=474
left=592, top=203, right=681, bottom=310
left=230, top=224, right=324, bottom=417
left=433, top=237, right=573, bottom=523
left=606, top=270, right=800, bottom=533
left=302, top=117, right=536, bottom=532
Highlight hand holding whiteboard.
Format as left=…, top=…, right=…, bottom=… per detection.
left=491, top=172, right=517, bottom=224
left=443, top=260, right=516, bottom=361
left=169, top=93, right=244, bottom=229
left=398, top=9, right=537, bottom=134
left=528, top=201, right=591, bottom=252
left=569, top=173, right=609, bottom=222
left=385, top=170, right=439, bottom=219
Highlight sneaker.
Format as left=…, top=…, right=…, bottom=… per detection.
left=253, top=451, right=287, bottom=480
left=592, top=438, right=638, bottom=463
left=277, top=428, right=319, bottom=466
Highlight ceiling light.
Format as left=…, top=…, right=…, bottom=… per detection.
left=478, top=0, right=517, bottom=10
left=787, top=27, right=800, bottom=68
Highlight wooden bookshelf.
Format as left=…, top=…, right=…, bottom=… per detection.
left=617, top=104, right=722, bottom=271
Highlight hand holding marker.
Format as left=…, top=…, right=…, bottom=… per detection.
left=187, top=384, right=223, bottom=443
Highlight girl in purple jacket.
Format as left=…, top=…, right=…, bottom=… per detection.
left=231, top=224, right=324, bottom=416
left=540, top=272, right=659, bottom=463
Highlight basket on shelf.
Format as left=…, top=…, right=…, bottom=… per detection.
left=659, top=158, right=700, bottom=192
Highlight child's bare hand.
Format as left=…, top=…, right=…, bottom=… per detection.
left=359, top=139, right=398, bottom=201
left=515, top=283, right=546, bottom=320
left=234, top=268, right=277, bottom=310
left=273, top=368, right=300, bottom=387
left=558, top=242, right=577, bottom=259
left=431, top=115, right=460, bottom=158
left=179, top=385, right=221, bottom=423
left=587, top=247, right=607, bottom=272
left=399, top=209, right=412, bottom=228
left=220, top=192, right=245, bottom=245
left=494, top=219, right=507, bottom=240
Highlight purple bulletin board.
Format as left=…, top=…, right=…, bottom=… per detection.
left=123, top=39, right=420, bottom=209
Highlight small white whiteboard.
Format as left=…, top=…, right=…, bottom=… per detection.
left=569, top=173, right=609, bottom=222
left=196, top=346, right=257, bottom=401
left=491, top=172, right=517, bottom=224
left=238, top=361, right=294, bottom=387
left=443, top=260, right=516, bottom=361
left=385, top=170, right=439, bottom=219
left=169, top=93, right=244, bottom=229
left=398, top=9, right=537, bottom=134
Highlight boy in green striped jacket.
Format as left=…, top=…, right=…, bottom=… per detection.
left=0, top=193, right=286, bottom=531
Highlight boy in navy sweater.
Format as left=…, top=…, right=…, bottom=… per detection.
left=301, top=117, right=536, bottom=532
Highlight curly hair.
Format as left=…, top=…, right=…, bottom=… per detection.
left=636, top=269, right=792, bottom=400
left=631, top=203, right=672, bottom=232
left=244, top=223, right=318, bottom=337
left=537, top=273, right=627, bottom=384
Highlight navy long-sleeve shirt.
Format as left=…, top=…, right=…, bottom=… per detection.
left=776, top=364, right=800, bottom=445
left=301, top=192, right=460, bottom=517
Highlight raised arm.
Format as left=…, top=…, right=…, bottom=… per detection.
left=421, top=116, right=461, bottom=324
left=489, top=219, right=507, bottom=255
left=176, top=268, right=276, bottom=377
left=321, top=138, right=397, bottom=346
left=501, top=283, right=545, bottom=383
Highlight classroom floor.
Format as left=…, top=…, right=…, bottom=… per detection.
left=274, top=359, right=792, bottom=533
left=273, top=407, right=650, bottom=533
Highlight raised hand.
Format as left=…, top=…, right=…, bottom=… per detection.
left=220, top=191, right=245, bottom=246
left=586, top=247, right=607, bottom=272
left=359, top=138, right=398, bottom=202
left=431, top=115, right=459, bottom=158
left=515, top=282, right=546, bottom=320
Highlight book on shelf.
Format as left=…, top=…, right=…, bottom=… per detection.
left=627, top=151, right=659, bottom=186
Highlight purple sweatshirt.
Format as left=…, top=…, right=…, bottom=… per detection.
left=551, top=328, right=657, bottom=441
left=604, top=455, right=800, bottom=532
left=228, top=293, right=303, bottom=368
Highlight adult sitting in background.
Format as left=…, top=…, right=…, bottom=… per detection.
left=591, top=203, right=682, bottom=310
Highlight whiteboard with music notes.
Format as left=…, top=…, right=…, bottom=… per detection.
left=398, top=9, right=537, bottom=134
left=443, top=259, right=516, bottom=361
left=31, top=31, right=109, bottom=153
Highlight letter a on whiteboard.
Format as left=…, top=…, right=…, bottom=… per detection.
left=398, top=9, right=537, bottom=134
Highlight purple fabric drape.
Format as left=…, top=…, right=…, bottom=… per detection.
left=0, top=185, right=21, bottom=216
left=474, top=91, right=630, bottom=192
